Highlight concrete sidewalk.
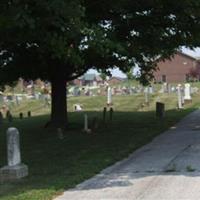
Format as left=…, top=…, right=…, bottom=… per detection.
left=55, top=109, right=200, bottom=200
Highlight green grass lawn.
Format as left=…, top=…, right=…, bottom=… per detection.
left=0, top=92, right=200, bottom=200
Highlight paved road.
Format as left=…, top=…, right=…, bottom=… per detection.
left=55, top=109, right=200, bottom=200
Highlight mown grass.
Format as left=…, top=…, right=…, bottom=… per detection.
left=0, top=92, right=200, bottom=200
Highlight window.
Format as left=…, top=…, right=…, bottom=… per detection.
left=162, top=75, right=166, bottom=82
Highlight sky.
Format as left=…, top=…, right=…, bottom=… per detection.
left=87, top=47, right=200, bottom=78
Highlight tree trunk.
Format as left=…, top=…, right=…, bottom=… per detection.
left=50, top=75, right=67, bottom=128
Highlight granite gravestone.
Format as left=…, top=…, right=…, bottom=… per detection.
left=177, top=84, right=183, bottom=109
left=184, top=83, right=192, bottom=103
left=107, top=87, right=112, bottom=106
left=0, top=128, right=28, bottom=182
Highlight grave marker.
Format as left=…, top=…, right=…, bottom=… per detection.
left=184, top=83, right=192, bottom=103
left=156, top=102, right=165, bottom=118
left=6, top=111, right=13, bottom=123
left=107, top=87, right=112, bottom=106
left=19, top=112, right=23, bottom=119
left=27, top=111, right=31, bottom=117
left=109, top=107, right=114, bottom=121
left=177, top=84, right=183, bottom=109
left=83, top=114, right=91, bottom=133
left=103, top=107, right=107, bottom=122
left=0, top=128, right=28, bottom=182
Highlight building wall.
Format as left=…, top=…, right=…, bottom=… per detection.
left=154, top=52, right=198, bottom=83
left=73, top=79, right=82, bottom=86
left=108, top=78, right=123, bottom=85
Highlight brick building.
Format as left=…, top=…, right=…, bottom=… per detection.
left=154, top=52, right=200, bottom=83
left=108, top=77, right=124, bottom=85
left=72, top=74, right=103, bottom=86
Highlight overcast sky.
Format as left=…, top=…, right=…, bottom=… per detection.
left=87, top=47, right=200, bottom=78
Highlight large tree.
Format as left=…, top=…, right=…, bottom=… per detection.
left=0, top=0, right=200, bottom=127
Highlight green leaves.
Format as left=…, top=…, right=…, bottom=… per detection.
left=0, top=0, right=200, bottom=84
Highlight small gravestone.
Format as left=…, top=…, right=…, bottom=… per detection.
left=109, top=107, right=114, bottom=121
left=8, top=114, right=13, bottom=123
left=19, top=113, right=23, bottom=119
left=103, top=107, right=107, bottom=122
left=74, top=104, right=82, bottom=112
left=6, top=111, right=13, bottom=123
left=177, top=84, right=183, bottom=109
left=184, top=83, right=192, bottom=103
left=156, top=102, right=165, bottom=118
left=107, top=87, right=112, bottom=106
left=6, top=110, right=10, bottom=119
left=0, top=128, right=28, bottom=182
left=83, top=114, right=91, bottom=133
left=27, top=111, right=31, bottom=118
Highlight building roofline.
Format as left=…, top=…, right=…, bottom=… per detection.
left=177, top=51, right=200, bottom=62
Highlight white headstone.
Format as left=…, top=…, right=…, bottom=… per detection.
left=107, top=87, right=112, bottom=105
left=177, top=85, right=183, bottom=109
left=184, top=83, right=192, bottom=100
left=0, top=127, right=28, bottom=182
left=7, top=128, right=21, bottom=166
left=74, top=104, right=82, bottom=111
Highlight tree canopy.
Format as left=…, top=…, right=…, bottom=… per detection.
left=1, top=1, right=200, bottom=84
left=0, top=0, right=200, bottom=127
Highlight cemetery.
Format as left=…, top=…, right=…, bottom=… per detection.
left=1, top=1, right=200, bottom=200
left=0, top=79, right=200, bottom=200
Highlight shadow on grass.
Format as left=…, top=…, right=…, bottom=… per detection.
left=0, top=107, right=199, bottom=200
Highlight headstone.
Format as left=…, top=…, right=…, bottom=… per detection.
left=74, top=104, right=82, bottom=112
left=177, top=84, right=183, bottom=109
left=84, top=114, right=90, bottom=133
left=184, top=83, right=192, bottom=103
left=109, top=107, right=114, bottom=121
left=107, top=87, right=112, bottom=106
left=19, top=112, right=23, bottom=119
left=6, top=110, right=10, bottom=119
left=27, top=111, right=31, bottom=117
left=0, top=128, right=28, bottom=182
left=156, top=102, right=165, bottom=118
left=103, top=107, right=107, bottom=122
left=6, top=111, right=13, bottom=123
